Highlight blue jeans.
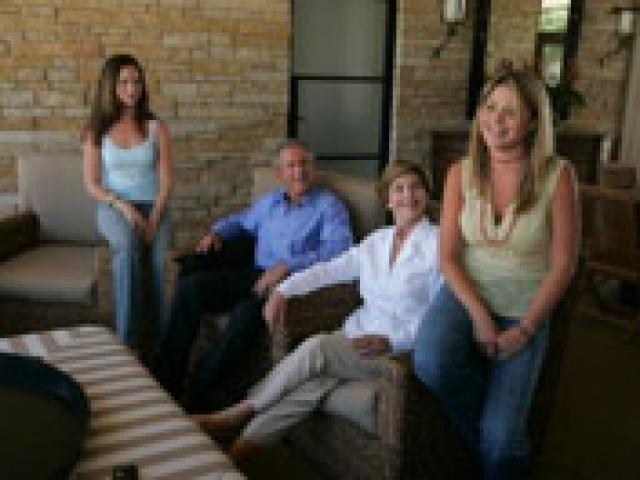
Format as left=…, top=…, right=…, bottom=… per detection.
left=97, top=201, right=170, bottom=350
left=412, top=284, right=549, bottom=480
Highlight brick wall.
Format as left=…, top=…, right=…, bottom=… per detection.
left=391, top=0, right=473, bottom=168
left=0, top=0, right=289, bottom=247
left=486, top=0, right=539, bottom=72
left=570, top=0, right=631, bottom=134
left=0, top=1, right=632, bottom=242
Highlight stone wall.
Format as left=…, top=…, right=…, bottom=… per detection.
left=391, top=0, right=473, bottom=168
left=0, top=0, right=633, bottom=243
left=570, top=0, right=631, bottom=134
left=0, top=0, right=289, bottom=247
left=486, top=0, right=539, bottom=72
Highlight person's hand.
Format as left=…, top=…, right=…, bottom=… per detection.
left=469, top=305, right=499, bottom=358
left=263, top=290, right=287, bottom=333
left=116, top=200, right=147, bottom=232
left=496, top=325, right=529, bottom=360
left=195, top=232, right=222, bottom=253
left=253, top=263, right=288, bottom=297
left=351, top=335, right=391, bottom=357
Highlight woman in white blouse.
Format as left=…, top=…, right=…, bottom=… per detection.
left=194, top=160, right=443, bottom=461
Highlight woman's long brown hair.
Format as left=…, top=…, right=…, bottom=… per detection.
left=84, top=53, right=155, bottom=146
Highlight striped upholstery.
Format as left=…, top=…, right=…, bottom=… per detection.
left=0, top=325, right=244, bottom=480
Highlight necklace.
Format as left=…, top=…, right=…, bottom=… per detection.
left=479, top=200, right=517, bottom=246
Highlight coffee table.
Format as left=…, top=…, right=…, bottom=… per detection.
left=0, top=324, right=244, bottom=479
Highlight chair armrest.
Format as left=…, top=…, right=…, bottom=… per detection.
left=271, top=283, right=361, bottom=361
left=0, top=211, right=39, bottom=261
left=375, top=353, right=411, bottom=448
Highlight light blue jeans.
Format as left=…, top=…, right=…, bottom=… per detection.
left=412, top=284, right=549, bottom=480
left=97, top=201, right=170, bottom=350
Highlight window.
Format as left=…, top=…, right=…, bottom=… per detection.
left=537, top=0, right=572, bottom=86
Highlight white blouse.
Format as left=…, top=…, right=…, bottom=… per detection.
left=277, top=218, right=443, bottom=353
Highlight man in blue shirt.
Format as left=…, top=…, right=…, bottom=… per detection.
left=154, top=139, right=353, bottom=412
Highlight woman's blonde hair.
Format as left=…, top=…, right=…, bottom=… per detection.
left=377, top=160, right=431, bottom=205
left=468, top=66, right=555, bottom=212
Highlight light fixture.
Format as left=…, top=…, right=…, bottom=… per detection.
left=432, top=0, right=467, bottom=58
left=598, top=5, right=640, bottom=67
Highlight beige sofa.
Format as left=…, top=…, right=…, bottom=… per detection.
left=0, top=153, right=113, bottom=334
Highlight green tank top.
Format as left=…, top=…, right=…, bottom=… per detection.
left=459, top=155, right=566, bottom=318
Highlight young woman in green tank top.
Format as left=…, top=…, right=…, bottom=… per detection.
left=413, top=66, right=579, bottom=479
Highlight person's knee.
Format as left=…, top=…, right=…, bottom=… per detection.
left=232, top=296, right=262, bottom=318
left=171, top=274, right=204, bottom=322
left=107, top=225, right=140, bottom=254
left=412, top=342, right=446, bottom=389
left=229, top=298, right=264, bottom=335
left=174, top=274, right=195, bottom=300
left=412, top=318, right=453, bottom=389
left=412, top=288, right=469, bottom=388
left=297, top=333, right=330, bottom=355
left=292, top=333, right=333, bottom=371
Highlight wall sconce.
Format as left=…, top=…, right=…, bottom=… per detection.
left=432, top=0, right=467, bottom=58
left=598, top=6, right=639, bottom=67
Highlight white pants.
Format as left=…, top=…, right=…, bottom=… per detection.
left=243, top=331, right=387, bottom=444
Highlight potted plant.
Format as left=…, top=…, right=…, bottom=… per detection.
left=546, top=80, right=585, bottom=121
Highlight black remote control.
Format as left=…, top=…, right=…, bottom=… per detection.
left=112, top=464, right=138, bottom=480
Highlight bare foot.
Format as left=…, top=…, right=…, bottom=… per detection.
left=191, top=400, right=254, bottom=431
left=228, top=437, right=262, bottom=464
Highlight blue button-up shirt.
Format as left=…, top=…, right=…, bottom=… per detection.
left=211, top=187, right=353, bottom=272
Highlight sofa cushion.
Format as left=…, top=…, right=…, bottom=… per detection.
left=0, top=245, right=96, bottom=304
left=18, top=153, right=97, bottom=243
left=322, top=380, right=378, bottom=436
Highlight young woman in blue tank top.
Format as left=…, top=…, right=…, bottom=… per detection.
left=83, top=54, right=172, bottom=354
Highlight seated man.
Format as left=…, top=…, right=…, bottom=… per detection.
left=153, top=139, right=353, bottom=413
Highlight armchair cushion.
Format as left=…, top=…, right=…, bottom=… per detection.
left=323, top=380, right=378, bottom=436
left=0, top=245, right=96, bottom=304
left=0, top=212, right=38, bottom=261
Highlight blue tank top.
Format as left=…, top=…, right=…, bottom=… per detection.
left=101, top=120, right=158, bottom=202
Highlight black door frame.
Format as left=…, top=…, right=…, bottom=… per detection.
left=288, top=0, right=396, bottom=175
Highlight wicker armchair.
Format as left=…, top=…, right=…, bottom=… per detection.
left=269, top=283, right=472, bottom=479
left=269, top=271, right=578, bottom=479
left=187, top=166, right=384, bottom=407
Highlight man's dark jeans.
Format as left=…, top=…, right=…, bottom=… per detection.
left=153, top=235, right=265, bottom=412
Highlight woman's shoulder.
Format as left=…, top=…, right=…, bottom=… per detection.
left=546, top=155, right=576, bottom=192
left=82, top=128, right=97, bottom=148
left=150, top=118, right=169, bottom=137
left=446, top=158, right=465, bottom=185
